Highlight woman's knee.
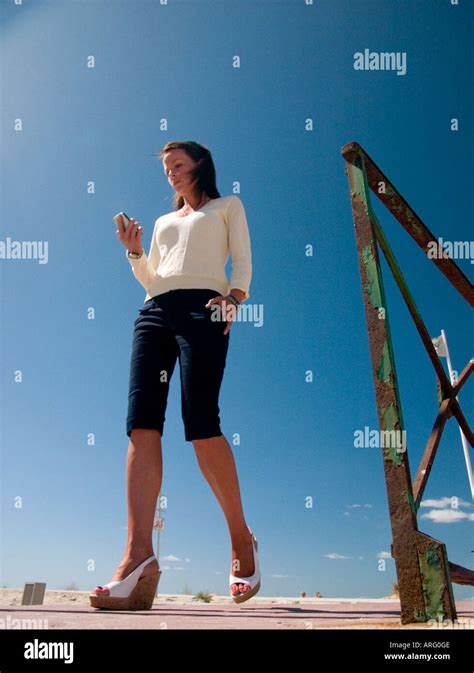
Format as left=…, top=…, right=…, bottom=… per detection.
left=130, top=428, right=162, bottom=444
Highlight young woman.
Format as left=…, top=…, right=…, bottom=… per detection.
left=89, top=141, right=260, bottom=610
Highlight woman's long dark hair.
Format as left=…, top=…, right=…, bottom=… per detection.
left=157, top=140, right=221, bottom=211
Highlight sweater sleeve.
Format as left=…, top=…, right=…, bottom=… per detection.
left=227, top=196, right=252, bottom=301
left=125, top=217, right=161, bottom=294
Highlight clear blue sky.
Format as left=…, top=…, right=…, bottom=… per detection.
left=1, top=0, right=472, bottom=601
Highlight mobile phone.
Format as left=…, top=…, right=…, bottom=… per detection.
left=119, top=211, right=131, bottom=231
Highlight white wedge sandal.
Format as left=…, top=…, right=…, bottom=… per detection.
left=89, top=554, right=161, bottom=610
left=229, top=528, right=261, bottom=604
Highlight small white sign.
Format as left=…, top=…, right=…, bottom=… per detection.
left=153, top=517, right=165, bottom=531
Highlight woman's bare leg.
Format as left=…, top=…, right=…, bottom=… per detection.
left=93, top=428, right=162, bottom=595
left=192, top=434, right=255, bottom=596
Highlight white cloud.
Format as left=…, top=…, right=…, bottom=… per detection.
left=345, top=503, right=373, bottom=515
left=420, top=497, right=473, bottom=509
left=325, top=552, right=352, bottom=560
left=377, top=551, right=392, bottom=559
left=420, top=509, right=474, bottom=524
left=161, top=554, right=181, bottom=562
left=419, top=495, right=474, bottom=524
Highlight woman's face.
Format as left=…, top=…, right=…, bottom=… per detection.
left=162, top=149, right=200, bottom=194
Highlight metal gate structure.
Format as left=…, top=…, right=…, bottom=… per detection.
left=341, top=141, right=473, bottom=625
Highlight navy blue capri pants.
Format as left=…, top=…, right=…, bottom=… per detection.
left=126, top=289, right=230, bottom=442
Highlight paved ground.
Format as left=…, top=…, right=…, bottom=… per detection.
left=2, top=595, right=473, bottom=630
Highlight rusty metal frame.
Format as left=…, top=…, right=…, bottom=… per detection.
left=341, top=141, right=473, bottom=625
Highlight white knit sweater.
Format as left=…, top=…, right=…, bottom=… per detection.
left=126, top=195, right=252, bottom=302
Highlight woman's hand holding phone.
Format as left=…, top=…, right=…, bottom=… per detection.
left=113, top=211, right=143, bottom=255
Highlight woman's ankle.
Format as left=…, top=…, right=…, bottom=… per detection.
left=124, top=545, right=155, bottom=560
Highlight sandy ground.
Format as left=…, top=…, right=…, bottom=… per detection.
left=1, top=587, right=400, bottom=607
left=1, top=588, right=473, bottom=629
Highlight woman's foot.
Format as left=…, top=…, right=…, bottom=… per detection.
left=92, top=550, right=159, bottom=596
left=230, top=530, right=255, bottom=597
